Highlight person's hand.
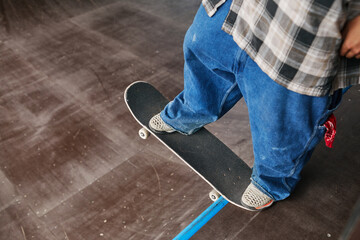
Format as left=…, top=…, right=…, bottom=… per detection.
left=340, top=15, right=360, bottom=59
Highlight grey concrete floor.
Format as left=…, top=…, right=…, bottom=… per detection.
left=0, top=1, right=359, bottom=239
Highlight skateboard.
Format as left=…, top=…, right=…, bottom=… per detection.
left=124, top=81, right=251, bottom=208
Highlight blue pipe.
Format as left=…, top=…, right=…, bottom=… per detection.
left=173, top=196, right=229, bottom=240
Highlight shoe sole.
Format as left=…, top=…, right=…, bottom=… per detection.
left=240, top=199, right=274, bottom=211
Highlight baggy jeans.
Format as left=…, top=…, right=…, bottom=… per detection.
left=160, top=1, right=345, bottom=201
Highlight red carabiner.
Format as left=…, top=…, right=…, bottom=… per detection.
left=324, top=114, right=336, bottom=148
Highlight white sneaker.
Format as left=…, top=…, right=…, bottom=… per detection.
left=149, top=113, right=175, bottom=133
left=241, top=183, right=274, bottom=211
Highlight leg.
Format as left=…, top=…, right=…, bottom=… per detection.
left=237, top=55, right=343, bottom=201
left=160, top=1, right=243, bottom=135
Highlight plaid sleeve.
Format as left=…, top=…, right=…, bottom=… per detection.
left=346, top=0, right=360, bottom=20
left=332, top=0, right=360, bottom=92
left=332, top=57, right=360, bottom=91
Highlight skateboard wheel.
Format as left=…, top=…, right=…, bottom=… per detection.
left=209, top=189, right=220, bottom=202
left=139, top=128, right=150, bottom=139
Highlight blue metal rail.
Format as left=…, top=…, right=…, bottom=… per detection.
left=173, top=196, right=229, bottom=240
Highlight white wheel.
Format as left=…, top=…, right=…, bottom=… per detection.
left=209, top=189, right=220, bottom=202
left=138, top=128, right=150, bottom=139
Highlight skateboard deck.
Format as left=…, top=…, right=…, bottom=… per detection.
left=124, top=81, right=251, bottom=208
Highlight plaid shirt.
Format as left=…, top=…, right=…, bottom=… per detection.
left=202, top=0, right=360, bottom=96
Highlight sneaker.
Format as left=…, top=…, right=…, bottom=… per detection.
left=241, top=183, right=274, bottom=211
left=149, top=113, right=175, bottom=133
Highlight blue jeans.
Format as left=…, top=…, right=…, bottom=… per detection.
left=160, top=1, right=344, bottom=201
